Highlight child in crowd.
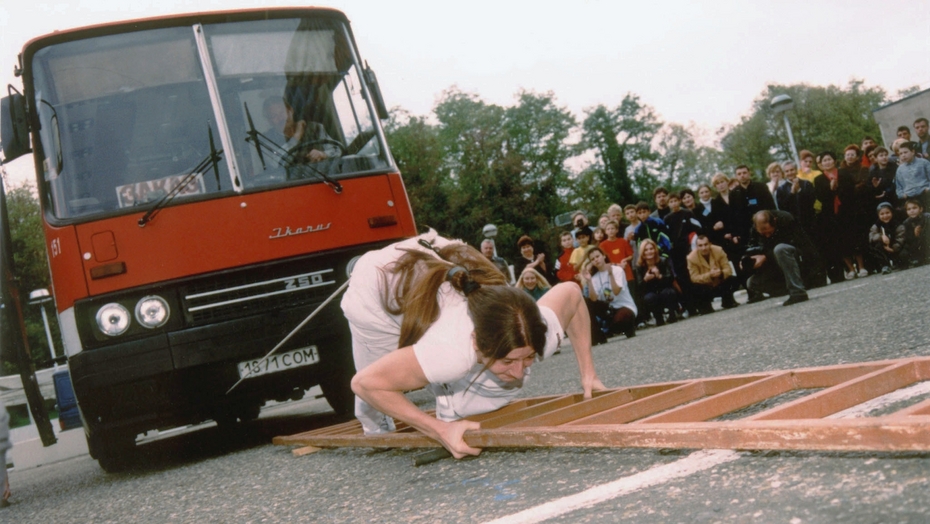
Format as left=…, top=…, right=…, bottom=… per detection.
left=901, top=198, right=930, bottom=267
left=569, top=226, right=594, bottom=271
left=607, top=203, right=625, bottom=228
left=600, top=220, right=634, bottom=282
left=868, top=202, right=904, bottom=274
left=869, top=146, right=898, bottom=208
left=623, top=204, right=640, bottom=241
left=592, top=226, right=606, bottom=244
left=895, top=142, right=930, bottom=209
left=554, top=230, right=579, bottom=284
left=634, top=202, right=672, bottom=257
left=516, top=267, right=551, bottom=301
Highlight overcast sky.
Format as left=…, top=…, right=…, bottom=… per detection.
left=1, top=0, right=928, bottom=185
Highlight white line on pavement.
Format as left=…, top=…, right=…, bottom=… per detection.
left=480, top=449, right=741, bottom=524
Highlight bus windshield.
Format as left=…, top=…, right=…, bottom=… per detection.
left=30, top=16, right=392, bottom=221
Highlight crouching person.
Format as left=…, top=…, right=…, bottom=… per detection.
left=581, top=247, right=638, bottom=339
left=687, top=235, right=739, bottom=314
left=745, top=210, right=823, bottom=306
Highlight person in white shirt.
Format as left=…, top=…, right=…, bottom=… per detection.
left=342, top=232, right=605, bottom=458
left=581, top=247, right=638, bottom=339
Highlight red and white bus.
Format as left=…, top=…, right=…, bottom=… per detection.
left=0, top=8, right=416, bottom=471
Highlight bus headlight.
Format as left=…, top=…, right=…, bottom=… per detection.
left=135, top=295, right=170, bottom=328
left=96, top=303, right=131, bottom=336
left=346, top=255, right=361, bottom=278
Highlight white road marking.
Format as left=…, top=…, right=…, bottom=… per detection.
left=828, top=380, right=930, bottom=419
left=480, top=449, right=741, bottom=524
left=482, top=378, right=930, bottom=524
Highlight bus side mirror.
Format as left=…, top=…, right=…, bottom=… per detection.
left=1, top=87, right=31, bottom=162
left=363, top=64, right=389, bottom=121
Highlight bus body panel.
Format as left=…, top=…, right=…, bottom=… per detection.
left=70, top=173, right=412, bottom=301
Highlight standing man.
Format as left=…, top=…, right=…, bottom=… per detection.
left=731, top=164, right=776, bottom=244
left=914, top=118, right=929, bottom=158
left=480, top=239, right=512, bottom=284
left=775, top=161, right=817, bottom=238
left=745, top=210, right=822, bottom=306
left=650, top=187, right=671, bottom=220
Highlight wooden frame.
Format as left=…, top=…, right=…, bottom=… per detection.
left=274, top=357, right=930, bottom=453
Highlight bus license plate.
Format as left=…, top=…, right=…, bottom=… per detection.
left=237, top=346, right=319, bottom=379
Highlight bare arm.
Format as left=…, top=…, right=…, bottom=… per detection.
left=351, top=347, right=481, bottom=458
left=538, top=283, right=606, bottom=398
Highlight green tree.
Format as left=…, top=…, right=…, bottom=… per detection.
left=654, top=123, right=723, bottom=190
left=719, top=80, right=887, bottom=178
left=1, top=178, right=56, bottom=374
left=581, top=94, right=662, bottom=205
left=384, top=108, right=452, bottom=232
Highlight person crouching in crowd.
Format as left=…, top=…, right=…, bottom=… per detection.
left=868, top=202, right=905, bottom=274
left=516, top=267, right=551, bottom=301
left=687, top=234, right=739, bottom=314
left=744, top=210, right=823, bottom=306
left=636, top=239, right=679, bottom=325
left=901, top=198, right=930, bottom=267
left=582, top=247, right=638, bottom=340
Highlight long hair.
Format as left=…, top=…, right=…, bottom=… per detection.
left=515, top=267, right=552, bottom=292
left=637, top=239, right=661, bottom=267
left=380, top=243, right=510, bottom=349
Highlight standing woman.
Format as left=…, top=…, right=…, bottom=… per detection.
left=636, top=239, right=679, bottom=325
left=711, top=173, right=745, bottom=265
left=344, top=233, right=605, bottom=458
left=766, top=162, right=786, bottom=200
left=513, top=235, right=551, bottom=284
left=840, top=145, right=872, bottom=276
left=813, top=151, right=859, bottom=281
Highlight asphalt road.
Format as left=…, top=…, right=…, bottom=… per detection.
left=6, top=265, right=930, bottom=523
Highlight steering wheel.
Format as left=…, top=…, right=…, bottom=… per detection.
left=285, top=138, right=347, bottom=165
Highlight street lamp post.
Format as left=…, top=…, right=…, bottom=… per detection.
left=28, top=288, right=58, bottom=369
left=771, top=94, right=800, bottom=167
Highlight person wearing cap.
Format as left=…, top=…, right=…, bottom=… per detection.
left=867, top=202, right=905, bottom=274
left=342, top=232, right=605, bottom=458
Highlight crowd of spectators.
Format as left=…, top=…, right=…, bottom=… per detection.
left=482, top=117, right=930, bottom=345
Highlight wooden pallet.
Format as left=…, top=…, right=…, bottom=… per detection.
left=273, top=357, right=930, bottom=453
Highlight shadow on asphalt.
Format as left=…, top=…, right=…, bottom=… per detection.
left=116, top=409, right=354, bottom=474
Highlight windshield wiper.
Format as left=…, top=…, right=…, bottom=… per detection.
left=243, top=102, right=343, bottom=194
left=138, top=126, right=223, bottom=227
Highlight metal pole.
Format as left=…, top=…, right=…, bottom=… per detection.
left=783, top=114, right=800, bottom=167
left=39, top=305, right=57, bottom=369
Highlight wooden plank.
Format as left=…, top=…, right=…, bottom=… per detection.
left=292, top=445, right=322, bottom=456
left=464, top=418, right=930, bottom=452
left=479, top=394, right=583, bottom=429
left=568, top=382, right=706, bottom=425
left=790, top=362, right=894, bottom=388
left=748, top=361, right=919, bottom=421
left=637, top=372, right=797, bottom=423
left=508, top=385, right=677, bottom=428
